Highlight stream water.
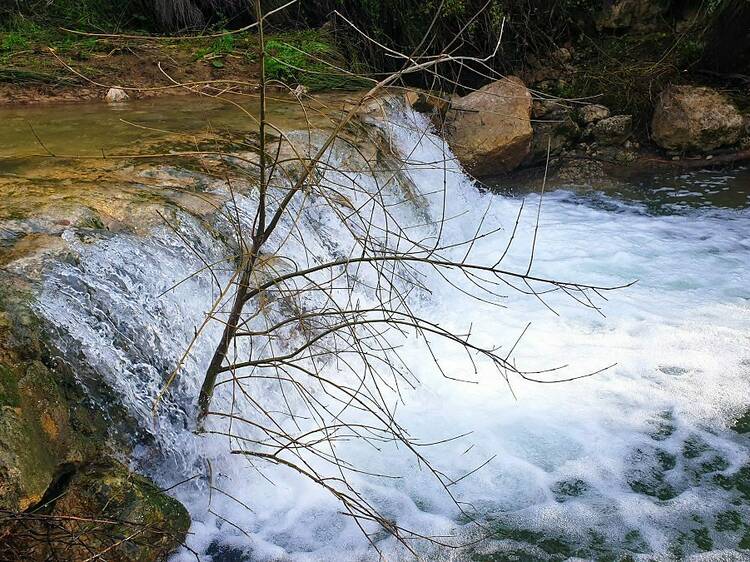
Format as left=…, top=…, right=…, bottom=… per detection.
left=3, top=97, right=750, bottom=561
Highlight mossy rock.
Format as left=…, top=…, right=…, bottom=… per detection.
left=0, top=359, right=77, bottom=511
left=0, top=276, right=187, bottom=559
left=2, top=462, right=189, bottom=562
left=56, top=463, right=189, bottom=561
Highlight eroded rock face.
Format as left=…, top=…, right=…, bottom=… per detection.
left=652, top=85, right=744, bottom=152
left=443, top=77, right=533, bottom=176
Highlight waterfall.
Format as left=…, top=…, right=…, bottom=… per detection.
left=36, top=102, right=750, bottom=560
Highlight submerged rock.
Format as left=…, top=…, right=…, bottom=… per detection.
left=652, top=85, right=744, bottom=151
left=443, top=76, right=533, bottom=176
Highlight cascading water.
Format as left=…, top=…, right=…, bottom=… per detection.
left=36, top=103, right=750, bottom=561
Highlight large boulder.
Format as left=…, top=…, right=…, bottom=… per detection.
left=652, top=85, right=744, bottom=151
left=443, top=77, right=533, bottom=176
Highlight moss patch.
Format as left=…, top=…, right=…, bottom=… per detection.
left=0, top=363, right=20, bottom=408
left=2, top=462, right=189, bottom=562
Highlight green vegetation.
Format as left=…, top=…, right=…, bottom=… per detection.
left=264, top=30, right=368, bottom=91
left=192, top=33, right=236, bottom=68
left=0, top=11, right=114, bottom=75
left=547, top=31, right=707, bottom=129
left=2, top=0, right=746, bottom=111
left=0, top=0, right=150, bottom=33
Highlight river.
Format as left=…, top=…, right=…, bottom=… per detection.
left=2, top=95, right=749, bottom=561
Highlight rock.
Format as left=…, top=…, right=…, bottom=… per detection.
left=54, top=463, right=189, bottom=561
left=0, top=281, right=87, bottom=514
left=443, top=77, right=533, bottom=176
left=291, top=84, right=309, bottom=98
left=596, top=0, right=669, bottom=31
left=2, top=462, right=189, bottom=562
left=406, top=90, right=451, bottom=120
left=105, top=87, right=129, bottom=103
left=556, top=157, right=607, bottom=184
left=578, top=104, right=610, bottom=125
left=0, top=281, right=189, bottom=561
left=651, top=85, right=744, bottom=151
left=588, top=115, right=632, bottom=145
left=551, top=47, right=572, bottom=64
left=0, top=360, right=75, bottom=512
left=526, top=108, right=581, bottom=165
left=532, top=99, right=567, bottom=119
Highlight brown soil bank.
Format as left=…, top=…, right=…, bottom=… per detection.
left=0, top=32, right=262, bottom=105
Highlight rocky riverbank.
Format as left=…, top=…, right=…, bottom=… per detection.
left=404, top=75, right=750, bottom=192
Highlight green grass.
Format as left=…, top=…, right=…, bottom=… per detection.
left=192, top=33, right=237, bottom=68
left=264, top=30, right=369, bottom=91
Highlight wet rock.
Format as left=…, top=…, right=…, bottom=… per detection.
left=405, top=90, right=451, bottom=123
left=588, top=115, right=632, bottom=145
left=105, top=87, right=129, bottom=103
left=0, top=360, right=74, bottom=512
left=443, top=76, right=533, bottom=176
left=652, top=85, right=744, bottom=152
left=0, top=281, right=189, bottom=561
left=0, top=282, right=84, bottom=513
left=526, top=107, right=581, bottom=165
left=2, top=462, right=189, bottom=562
left=555, top=157, right=607, bottom=184
left=51, top=463, right=189, bottom=561
left=577, top=104, right=610, bottom=125
left=596, top=0, right=670, bottom=31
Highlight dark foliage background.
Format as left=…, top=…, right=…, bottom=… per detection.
left=3, top=0, right=747, bottom=95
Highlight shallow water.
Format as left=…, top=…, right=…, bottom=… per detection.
left=0, top=92, right=353, bottom=159
left=6, top=97, right=749, bottom=561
